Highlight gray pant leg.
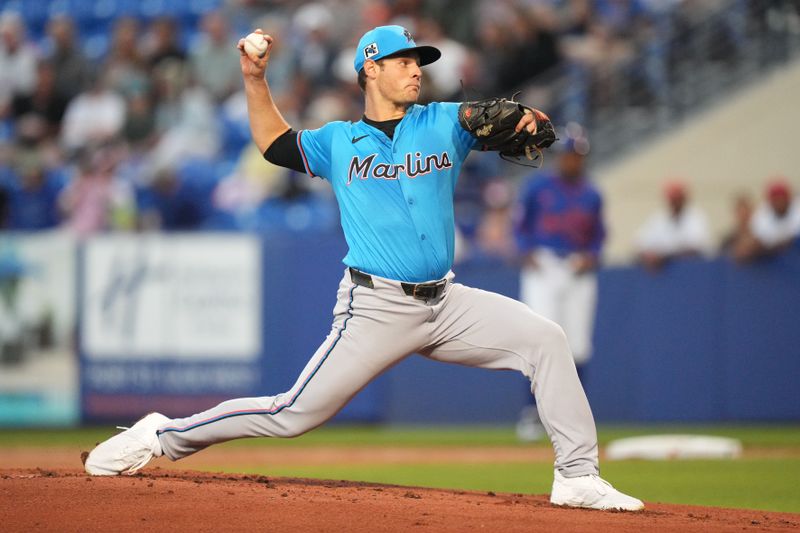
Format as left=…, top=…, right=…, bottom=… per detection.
left=158, top=274, right=428, bottom=460
left=424, top=283, right=599, bottom=478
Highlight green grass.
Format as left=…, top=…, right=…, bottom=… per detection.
left=2, top=423, right=798, bottom=448
left=202, top=459, right=800, bottom=513
left=2, top=424, right=799, bottom=513
left=198, top=459, right=800, bottom=513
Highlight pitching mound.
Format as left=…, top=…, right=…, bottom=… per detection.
left=2, top=468, right=797, bottom=532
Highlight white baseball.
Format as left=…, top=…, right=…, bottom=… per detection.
left=243, top=32, right=269, bottom=59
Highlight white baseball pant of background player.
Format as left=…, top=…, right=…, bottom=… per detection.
left=155, top=268, right=600, bottom=479
left=520, top=249, right=597, bottom=365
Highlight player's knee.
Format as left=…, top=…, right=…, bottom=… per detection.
left=535, top=320, right=571, bottom=360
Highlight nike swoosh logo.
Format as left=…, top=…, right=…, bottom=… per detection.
left=351, top=135, right=368, bottom=144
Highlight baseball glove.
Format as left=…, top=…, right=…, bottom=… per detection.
left=458, top=97, right=556, bottom=165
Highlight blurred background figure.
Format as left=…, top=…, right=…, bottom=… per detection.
left=140, top=17, right=186, bottom=71
left=414, top=18, right=471, bottom=101
left=3, top=136, right=64, bottom=231
left=635, top=180, right=711, bottom=271
left=720, top=191, right=760, bottom=263
left=1, top=113, right=65, bottom=231
left=473, top=178, right=517, bottom=260
left=11, top=60, right=68, bottom=138
left=59, top=71, right=125, bottom=155
left=136, top=166, right=207, bottom=232
left=103, top=17, right=148, bottom=98
left=513, top=129, right=604, bottom=441
left=0, top=12, right=37, bottom=118
left=190, top=11, right=242, bottom=104
left=749, top=178, right=800, bottom=258
left=45, top=14, right=91, bottom=104
left=59, top=145, right=134, bottom=238
left=148, top=60, right=219, bottom=172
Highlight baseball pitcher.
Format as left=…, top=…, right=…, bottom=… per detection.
left=84, top=25, right=643, bottom=511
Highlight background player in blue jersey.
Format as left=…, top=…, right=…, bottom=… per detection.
left=513, top=134, right=605, bottom=441
left=84, top=25, right=643, bottom=511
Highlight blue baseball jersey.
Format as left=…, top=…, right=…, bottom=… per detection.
left=297, top=102, right=476, bottom=282
left=514, top=172, right=605, bottom=256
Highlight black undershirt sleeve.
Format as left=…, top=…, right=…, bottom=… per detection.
left=265, top=117, right=402, bottom=174
left=263, top=129, right=307, bottom=174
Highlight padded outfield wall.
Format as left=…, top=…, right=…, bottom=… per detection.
left=2, top=232, right=797, bottom=426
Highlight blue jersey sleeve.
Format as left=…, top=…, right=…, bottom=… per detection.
left=432, top=102, right=477, bottom=161
left=297, top=122, right=342, bottom=180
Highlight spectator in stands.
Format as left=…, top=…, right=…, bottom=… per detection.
left=59, top=146, right=135, bottom=237
left=60, top=70, right=126, bottom=155
left=4, top=142, right=65, bottom=231
left=0, top=12, right=37, bottom=117
left=136, top=167, right=206, bottom=231
left=46, top=14, right=91, bottom=103
left=557, top=0, right=652, bottom=123
left=141, top=17, right=186, bottom=71
left=121, top=91, right=157, bottom=151
left=720, top=192, right=760, bottom=263
left=291, top=3, right=339, bottom=88
left=0, top=0, right=780, bottom=241
left=190, top=11, right=242, bottom=103
left=635, top=180, right=712, bottom=270
left=495, top=6, right=561, bottom=93
left=11, top=60, right=69, bottom=138
left=103, top=17, right=149, bottom=98
left=749, top=178, right=800, bottom=257
left=474, top=178, right=517, bottom=259
left=416, top=18, right=471, bottom=100
left=513, top=132, right=604, bottom=441
left=247, top=16, right=296, bottom=100
left=149, top=61, right=219, bottom=172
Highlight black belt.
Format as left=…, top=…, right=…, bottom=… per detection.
left=349, top=268, right=448, bottom=301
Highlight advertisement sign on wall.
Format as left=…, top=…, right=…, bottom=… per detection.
left=82, top=234, right=260, bottom=359
left=80, top=234, right=263, bottom=421
left=0, top=231, right=78, bottom=426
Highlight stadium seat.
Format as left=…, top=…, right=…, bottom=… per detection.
left=1, top=1, right=48, bottom=34
left=81, top=32, right=110, bottom=61
left=219, top=115, right=251, bottom=160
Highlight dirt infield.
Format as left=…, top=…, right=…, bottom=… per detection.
left=2, top=468, right=798, bottom=532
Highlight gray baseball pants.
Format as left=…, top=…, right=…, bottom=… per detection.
left=157, top=268, right=599, bottom=478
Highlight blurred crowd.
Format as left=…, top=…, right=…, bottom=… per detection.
left=0, top=0, right=798, bottom=258
left=634, top=176, right=800, bottom=268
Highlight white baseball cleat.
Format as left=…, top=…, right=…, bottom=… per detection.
left=84, top=413, right=170, bottom=476
left=550, top=470, right=645, bottom=511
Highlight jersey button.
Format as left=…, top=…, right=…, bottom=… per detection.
left=420, top=234, right=426, bottom=240
left=408, top=198, right=415, bottom=205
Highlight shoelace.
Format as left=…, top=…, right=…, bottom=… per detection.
left=125, top=453, right=155, bottom=475
left=588, top=475, right=611, bottom=495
